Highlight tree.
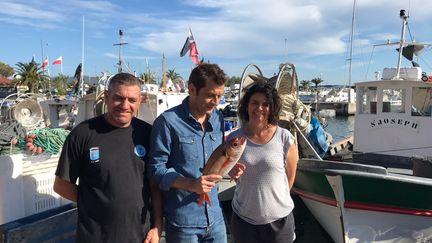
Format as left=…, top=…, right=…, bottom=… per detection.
left=0, top=62, right=14, bottom=77
left=166, top=69, right=181, bottom=82
left=50, top=74, right=69, bottom=95
left=300, top=80, right=311, bottom=91
left=227, top=76, right=241, bottom=88
left=14, top=61, right=48, bottom=93
left=310, top=77, right=324, bottom=116
left=310, top=77, right=324, bottom=91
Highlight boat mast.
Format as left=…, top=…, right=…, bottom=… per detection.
left=161, top=53, right=167, bottom=91
left=80, top=16, right=85, bottom=97
left=113, top=29, right=128, bottom=73
left=396, top=9, right=408, bottom=80
left=348, top=0, right=356, bottom=103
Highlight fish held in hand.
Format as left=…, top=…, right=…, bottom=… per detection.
left=198, top=137, right=246, bottom=206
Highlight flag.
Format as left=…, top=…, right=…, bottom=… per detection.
left=396, top=44, right=425, bottom=61
left=180, top=29, right=200, bottom=65
left=52, top=56, right=62, bottom=65
left=73, top=63, right=82, bottom=93
left=74, top=63, right=82, bottom=81
left=41, top=57, right=49, bottom=69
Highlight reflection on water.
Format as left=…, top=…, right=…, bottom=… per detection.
left=323, top=116, right=355, bottom=142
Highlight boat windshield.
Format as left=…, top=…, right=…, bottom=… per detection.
left=382, top=88, right=405, bottom=113
left=412, top=87, right=432, bottom=116
left=358, top=86, right=377, bottom=114
left=358, top=86, right=432, bottom=117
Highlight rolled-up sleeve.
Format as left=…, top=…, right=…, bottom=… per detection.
left=147, top=115, right=181, bottom=191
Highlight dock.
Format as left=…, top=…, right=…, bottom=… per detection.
left=1, top=196, right=334, bottom=243
left=306, top=101, right=356, bottom=116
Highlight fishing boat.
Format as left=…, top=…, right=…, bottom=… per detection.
left=0, top=30, right=188, bottom=241
left=293, top=9, right=432, bottom=243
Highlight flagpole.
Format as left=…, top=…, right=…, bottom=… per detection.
left=47, top=56, right=50, bottom=77
left=47, top=56, right=51, bottom=95
left=162, top=53, right=167, bottom=91
left=40, top=40, right=45, bottom=75
left=80, top=16, right=85, bottom=97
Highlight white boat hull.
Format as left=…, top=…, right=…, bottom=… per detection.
left=299, top=191, right=432, bottom=243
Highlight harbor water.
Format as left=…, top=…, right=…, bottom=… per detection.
left=323, top=115, right=355, bottom=142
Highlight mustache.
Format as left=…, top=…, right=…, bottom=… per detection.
left=113, top=108, right=132, bottom=113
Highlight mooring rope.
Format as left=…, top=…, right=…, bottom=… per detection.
left=23, top=128, right=70, bottom=155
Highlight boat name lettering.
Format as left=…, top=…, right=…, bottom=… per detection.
left=370, top=117, right=419, bottom=131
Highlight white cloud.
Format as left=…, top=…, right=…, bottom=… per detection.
left=0, top=17, right=58, bottom=29
left=64, top=1, right=117, bottom=13
left=2, top=0, right=432, bottom=84
left=0, top=2, right=63, bottom=21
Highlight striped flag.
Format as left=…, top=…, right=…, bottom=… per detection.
left=52, top=56, right=62, bottom=65
left=41, top=57, right=49, bottom=69
left=180, top=29, right=200, bottom=65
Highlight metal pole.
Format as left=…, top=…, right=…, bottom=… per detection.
left=113, top=30, right=128, bottom=73
left=80, top=16, right=85, bottom=97
left=348, top=0, right=356, bottom=103
left=118, top=30, right=122, bottom=73
left=40, top=40, right=44, bottom=73
left=293, top=122, right=323, bottom=160
left=396, top=10, right=408, bottom=80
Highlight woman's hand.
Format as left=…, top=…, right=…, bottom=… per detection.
left=228, top=163, right=247, bottom=181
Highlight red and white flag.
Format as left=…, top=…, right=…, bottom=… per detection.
left=52, top=56, right=62, bottom=65
left=41, top=57, right=49, bottom=69
left=180, top=29, right=200, bottom=65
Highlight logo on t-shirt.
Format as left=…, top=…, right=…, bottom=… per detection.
left=89, top=147, right=100, bottom=163
left=134, top=144, right=146, bottom=157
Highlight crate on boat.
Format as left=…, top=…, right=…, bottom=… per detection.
left=0, top=153, right=69, bottom=225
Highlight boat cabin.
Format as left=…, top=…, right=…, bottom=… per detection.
left=353, top=75, right=432, bottom=160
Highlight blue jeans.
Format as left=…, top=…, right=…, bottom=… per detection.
left=165, top=218, right=227, bottom=243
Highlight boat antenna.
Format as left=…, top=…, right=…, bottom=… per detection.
left=395, top=9, right=408, bottom=80
left=348, top=0, right=356, bottom=103
left=113, top=29, right=128, bottom=73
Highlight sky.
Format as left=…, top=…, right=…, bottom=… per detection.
left=2, top=0, right=432, bottom=85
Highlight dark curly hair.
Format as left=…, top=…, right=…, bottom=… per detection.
left=188, top=63, right=227, bottom=94
left=238, top=81, right=281, bottom=125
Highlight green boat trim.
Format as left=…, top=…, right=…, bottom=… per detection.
left=294, top=187, right=432, bottom=217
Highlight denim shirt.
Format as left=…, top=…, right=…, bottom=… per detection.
left=147, top=97, right=225, bottom=227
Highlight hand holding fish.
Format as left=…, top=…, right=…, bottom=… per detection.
left=228, top=163, right=247, bottom=181
left=191, top=174, right=223, bottom=194
left=198, top=137, right=247, bottom=206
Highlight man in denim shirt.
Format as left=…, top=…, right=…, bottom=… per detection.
left=147, top=63, right=228, bottom=243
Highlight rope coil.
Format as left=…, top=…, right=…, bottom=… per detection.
left=24, top=128, right=70, bottom=155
